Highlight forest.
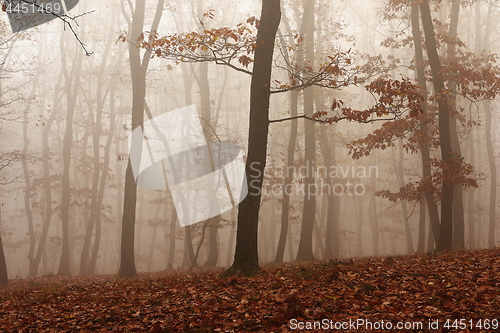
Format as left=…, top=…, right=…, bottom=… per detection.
left=0, top=0, right=499, bottom=331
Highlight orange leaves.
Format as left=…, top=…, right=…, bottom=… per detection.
left=246, top=16, right=260, bottom=29
left=126, top=13, right=257, bottom=72
left=314, top=77, right=424, bottom=129
left=348, top=118, right=421, bottom=159
left=1, top=249, right=499, bottom=331
left=203, top=9, right=215, bottom=20
left=116, top=34, right=127, bottom=43
left=324, top=64, right=341, bottom=75
left=441, top=51, right=500, bottom=101
left=271, top=49, right=365, bottom=93
left=238, top=55, right=253, bottom=68
left=330, top=99, right=344, bottom=110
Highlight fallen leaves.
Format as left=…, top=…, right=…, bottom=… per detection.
left=0, top=248, right=499, bottom=332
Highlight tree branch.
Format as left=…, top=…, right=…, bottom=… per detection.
left=14, top=0, right=94, bottom=56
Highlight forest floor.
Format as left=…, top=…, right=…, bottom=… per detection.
left=0, top=248, right=499, bottom=332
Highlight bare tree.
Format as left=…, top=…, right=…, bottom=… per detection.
left=0, top=205, right=7, bottom=285
left=119, top=0, right=164, bottom=277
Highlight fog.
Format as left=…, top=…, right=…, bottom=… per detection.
left=0, top=0, right=499, bottom=280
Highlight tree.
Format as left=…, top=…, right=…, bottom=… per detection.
left=0, top=20, right=26, bottom=280
left=475, top=1, right=497, bottom=249
left=0, top=204, right=7, bottom=285
left=295, top=0, right=317, bottom=262
left=130, top=0, right=281, bottom=276
left=79, top=16, right=120, bottom=275
left=0, top=151, right=22, bottom=283
left=29, top=69, right=62, bottom=277
left=273, top=20, right=300, bottom=263
left=446, top=0, right=465, bottom=250
left=58, top=26, right=84, bottom=276
left=23, top=45, right=41, bottom=278
left=119, top=0, right=164, bottom=277
left=228, top=0, right=281, bottom=276
left=409, top=0, right=440, bottom=252
left=133, top=0, right=429, bottom=272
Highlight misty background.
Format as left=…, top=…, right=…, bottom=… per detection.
left=0, top=0, right=498, bottom=279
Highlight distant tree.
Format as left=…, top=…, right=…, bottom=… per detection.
left=79, top=7, right=121, bottom=276
left=1, top=13, right=33, bottom=281
left=469, top=0, right=499, bottom=249
left=0, top=205, right=7, bottom=285
left=0, top=152, right=23, bottom=283
left=409, top=0, right=440, bottom=252
left=118, top=0, right=164, bottom=277
left=58, top=28, right=84, bottom=276
left=295, top=0, right=316, bottom=262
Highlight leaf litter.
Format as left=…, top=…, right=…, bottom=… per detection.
left=0, top=248, right=499, bottom=332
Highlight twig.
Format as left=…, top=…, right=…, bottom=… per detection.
left=15, top=0, right=94, bottom=56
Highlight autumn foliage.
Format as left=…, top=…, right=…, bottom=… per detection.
left=0, top=248, right=499, bottom=331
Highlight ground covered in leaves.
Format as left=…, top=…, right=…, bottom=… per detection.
left=0, top=248, right=499, bottom=332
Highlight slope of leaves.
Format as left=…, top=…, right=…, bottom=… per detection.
left=0, top=248, right=499, bottom=332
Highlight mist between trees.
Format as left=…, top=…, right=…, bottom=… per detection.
left=0, top=0, right=499, bottom=280
left=249, top=161, right=378, bottom=198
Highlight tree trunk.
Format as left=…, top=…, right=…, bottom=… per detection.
left=58, top=31, right=83, bottom=276
left=267, top=199, right=277, bottom=263
left=226, top=0, right=281, bottom=277
left=411, top=2, right=440, bottom=249
left=417, top=199, right=426, bottom=253
left=88, top=56, right=120, bottom=274
left=369, top=155, right=379, bottom=256
left=199, top=63, right=220, bottom=267
left=296, top=0, right=316, bottom=262
left=446, top=0, right=465, bottom=250
left=355, top=197, right=364, bottom=257
left=147, top=193, right=162, bottom=272
left=181, top=225, right=197, bottom=269
left=477, top=2, right=497, bottom=249
left=80, top=22, right=114, bottom=275
left=317, top=101, right=340, bottom=260
left=32, top=74, right=61, bottom=276
left=23, top=62, right=39, bottom=278
left=0, top=206, right=8, bottom=285
left=119, top=0, right=164, bottom=277
left=485, top=102, right=497, bottom=248
left=274, top=14, right=300, bottom=263
left=166, top=208, right=177, bottom=270
left=397, top=140, right=414, bottom=254
left=466, top=129, right=476, bottom=249
left=196, top=0, right=221, bottom=269
left=419, top=0, right=454, bottom=252
left=226, top=209, right=236, bottom=267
